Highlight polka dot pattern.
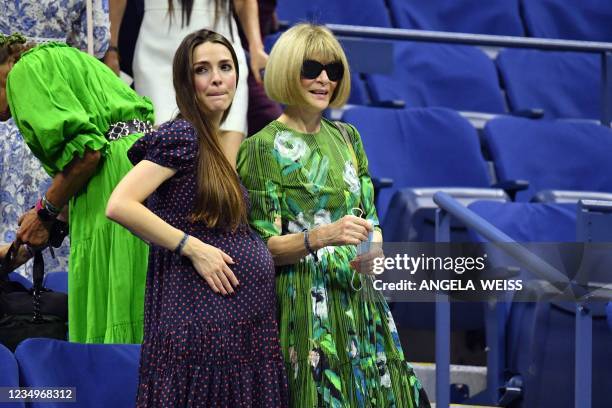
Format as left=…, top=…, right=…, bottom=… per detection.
left=128, top=119, right=288, bottom=407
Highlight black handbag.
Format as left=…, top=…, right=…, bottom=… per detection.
left=0, top=243, right=68, bottom=351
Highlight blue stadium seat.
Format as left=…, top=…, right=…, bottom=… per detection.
left=388, top=0, right=524, bottom=36
left=483, top=116, right=612, bottom=202
left=8, top=272, right=32, bottom=290
left=43, top=272, right=68, bottom=294
left=15, top=339, right=140, bottom=408
left=366, top=42, right=506, bottom=113
left=0, top=343, right=23, bottom=408
left=347, top=73, right=370, bottom=105
left=467, top=201, right=612, bottom=408
left=468, top=202, right=576, bottom=242
left=276, top=0, right=392, bottom=27
left=496, top=49, right=600, bottom=120
left=341, top=106, right=497, bottom=228
left=521, top=0, right=612, bottom=42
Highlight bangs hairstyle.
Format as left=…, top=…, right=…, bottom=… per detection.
left=264, top=24, right=351, bottom=108
left=172, top=29, right=246, bottom=229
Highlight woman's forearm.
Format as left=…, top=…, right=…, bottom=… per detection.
left=106, top=199, right=185, bottom=253
left=266, top=226, right=328, bottom=266
left=267, top=223, right=381, bottom=266
left=45, top=149, right=101, bottom=209
left=233, top=0, right=264, bottom=51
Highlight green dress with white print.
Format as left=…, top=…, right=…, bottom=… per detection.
left=237, top=118, right=429, bottom=408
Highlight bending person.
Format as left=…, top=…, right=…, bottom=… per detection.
left=238, top=24, right=430, bottom=407
left=1, top=0, right=113, bottom=277
left=107, top=29, right=287, bottom=407
left=1, top=34, right=153, bottom=343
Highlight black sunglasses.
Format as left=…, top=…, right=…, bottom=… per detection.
left=301, top=60, right=344, bottom=81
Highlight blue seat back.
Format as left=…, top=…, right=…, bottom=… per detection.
left=277, top=0, right=392, bottom=27
left=521, top=0, right=612, bottom=42
left=467, top=201, right=578, bottom=285
left=367, top=42, right=506, bottom=113
left=506, top=300, right=612, bottom=408
left=496, top=49, right=600, bottom=120
left=467, top=201, right=577, bottom=242
left=0, top=343, right=23, bottom=407
left=388, top=0, right=524, bottom=36
left=347, top=73, right=369, bottom=105
left=8, top=272, right=32, bottom=290
left=15, top=339, right=140, bottom=408
left=43, top=272, right=68, bottom=294
left=342, top=106, right=490, bottom=221
left=483, top=117, right=612, bottom=201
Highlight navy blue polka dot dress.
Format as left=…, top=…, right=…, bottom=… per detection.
left=128, top=119, right=288, bottom=407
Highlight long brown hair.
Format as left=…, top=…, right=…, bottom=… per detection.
left=172, top=29, right=245, bottom=230
left=167, top=0, right=232, bottom=36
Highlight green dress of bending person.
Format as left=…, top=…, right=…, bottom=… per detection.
left=6, top=43, right=153, bottom=343
left=238, top=119, right=428, bottom=407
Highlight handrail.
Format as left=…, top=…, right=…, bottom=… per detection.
left=326, top=24, right=612, bottom=53
left=579, top=199, right=612, bottom=213
left=432, top=192, right=570, bottom=288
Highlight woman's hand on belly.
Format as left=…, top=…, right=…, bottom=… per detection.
left=182, top=236, right=240, bottom=295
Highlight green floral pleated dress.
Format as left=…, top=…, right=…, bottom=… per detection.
left=238, top=119, right=429, bottom=408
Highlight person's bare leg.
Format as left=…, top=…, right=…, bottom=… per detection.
left=219, top=130, right=245, bottom=168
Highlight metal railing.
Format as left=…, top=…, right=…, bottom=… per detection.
left=432, top=192, right=612, bottom=408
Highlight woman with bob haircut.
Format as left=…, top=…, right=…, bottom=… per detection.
left=238, top=24, right=429, bottom=407
left=107, top=29, right=288, bottom=407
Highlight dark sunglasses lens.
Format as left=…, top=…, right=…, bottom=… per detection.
left=326, top=62, right=344, bottom=81
left=301, top=60, right=323, bottom=79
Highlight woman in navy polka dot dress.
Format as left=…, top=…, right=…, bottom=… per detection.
left=106, top=29, right=288, bottom=407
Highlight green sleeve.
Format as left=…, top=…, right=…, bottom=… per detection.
left=347, top=124, right=381, bottom=231
left=7, top=49, right=109, bottom=176
left=237, top=135, right=284, bottom=242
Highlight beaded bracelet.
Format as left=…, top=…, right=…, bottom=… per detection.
left=302, top=229, right=318, bottom=262
left=174, top=232, right=189, bottom=255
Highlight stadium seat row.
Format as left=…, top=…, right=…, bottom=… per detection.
left=277, top=0, right=612, bottom=42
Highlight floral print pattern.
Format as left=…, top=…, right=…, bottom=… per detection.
left=274, top=130, right=310, bottom=162
left=1, top=0, right=110, bottom=58
left=0, top=120, right=69, bottom=277
left=238, top=119, right=429, bottom=407
left=343, top=160, right=361, bottom=194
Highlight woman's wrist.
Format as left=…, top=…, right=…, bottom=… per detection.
left=174, top=232, right=190, bottom=256
left=248, top=42, right=264, bottom=53
left=302, top=229, right=318, bottom=261
left=309, top=226, right=325, bottom=251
